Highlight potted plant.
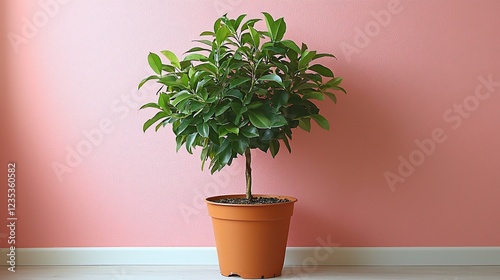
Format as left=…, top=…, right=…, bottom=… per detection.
left=138, top=13, right=345, bottom=279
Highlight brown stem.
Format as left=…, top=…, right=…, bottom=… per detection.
left=245, top=148, right=252, bottom=201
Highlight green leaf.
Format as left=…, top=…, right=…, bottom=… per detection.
left=171, top=91, right=193, bottom=106
left=324, top=91, right=337, bottom=103
left=269, top=139, right=280, bottom=158
left=199, top=31, right=215, bottom=36
left=138, top=75, right=159, bottom=89
left=271, top=115, right=288, bottom=127
left=175, top=135, right=186, bottom=152
left=185, top=46, right=210, bottom=53
left=262, top=12, right=275, bottom=40
left=309, top=64, right=334, bottom=77
left=158, top=76, right=177, bottom=87
left=143, top=111, right=168, bottom=132
left=241, top=126, right=259, bottom=138
left=234, top=137, right=249, bottom=154
left=173, top=119, right=191, bottom=135
left=219, top=145, right=232, bottom=166
left=234, top=14, right=247, bottom=30
left=298, top=118, right=311, bottom=132
left=147, top=53, right=162, bottom=75
left=248, top=110, right=272, bottom=129
left=280, top=40, right=301, bottom=53
left=260, top=129, right=274, bottom=141
left=313, top=53, right=336, bottom=60
left=229, top=77, right=251, bottom=88
left=160, top=50, right=180, bottom=69
left=334, top=85, right=347, bottom=94
left=258, top=74, right=283, bottom=85
left=139, top=102, right=161, bottom=110
left=247, top=101, right=264, bottom=109
left=203, top=106, right=216, bottom=122
left=326, top=77, right=343, bottom=87
left=196, top=63, right=218, bottom=75
left=311, top=114, right=330, bottom=130
left=158, top=93, right=171, bottom=112
left=248, top=25, right=260, bottom=48
left=299, top=50, right=317, bottom=69
left=303, top=92, right=325, bottom=100
left=196, top=123, right=209, bottom=138
left=224, top=124, right=239, bottom=135
left=283, top=136, right=292, bottom=153
left=216, top=25, right=229, bottom=46
left=274, top=18, right=286, bottom=41
left=183, top=54, right=207, bottom=62
left=272, top=90, right=289, bottom=108
left=215, top=101, right=232, bottom=116
left=155, top=120, right=167, bottom=132
left=295, top=82, right=318, bottom=91
left=223, top=89, right=243, bottom=100
left=193, top=39, right=213, bottom=46
left=241, top=18, right=261, bottom=31
left=185, top=133, right=197, bottom=154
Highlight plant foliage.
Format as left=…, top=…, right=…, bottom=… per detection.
left=139, top=13, right=346, bottom=198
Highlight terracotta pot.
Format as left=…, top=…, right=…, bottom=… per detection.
left=206, top=194, right=297, bottom=279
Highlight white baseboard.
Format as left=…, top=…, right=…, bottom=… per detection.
left=1, top=247, right=500, bottom=266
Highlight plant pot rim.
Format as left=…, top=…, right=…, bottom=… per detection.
left=206, top=194, right=298, bottom=207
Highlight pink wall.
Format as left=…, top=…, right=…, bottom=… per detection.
left=2, top=0, right=500, bottom=248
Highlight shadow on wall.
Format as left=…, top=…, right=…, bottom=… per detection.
left=0, top=0, right=12, bottom=246
left=0, top=0, right=10, bottom=157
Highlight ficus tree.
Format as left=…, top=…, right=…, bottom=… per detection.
left=139, top=13, right=345, bottom=201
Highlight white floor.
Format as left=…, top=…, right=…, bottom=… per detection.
left=1, top=266, right=500, bottom=279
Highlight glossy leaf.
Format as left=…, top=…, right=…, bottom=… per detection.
left=143, top=111, right=168, bottom=132
left=269, top=139, right=280, bottom=158
left=258, top=74, right=283, bottom=85
left=138, top=75, right=159, bottom=89
left=184, top=54, right=208, bottom=62
left=248, top=25, right=260, bottom=48
left=224, top=89, right=243, bottom=100
left=326, top=77, right=343, bottom=87
left=185, top=133, right=197, bottom=154
left=280, top=40, right=301, bottom=53
left=139, top=102, right=161, bottom=110
left=197, top=123, right=209, bottom=138
left=171, top=91, right=193, bottom=106
left=160, top=50, right=180, bottom=69
left=241, top=126, right=259, bottom=138
left=262, top=12, right=275, bottom=40
left=324, top=91, right=337, bottom=103
left=298, top=118, right=311, bottom=132
left=274, top=18, right=286, bottom=41
left=229, top=77, right=251, bottom=88
left=147, top=53, right=162, bottom=75
left=216, top=25, right=229, bottom=46
left=309, top=64, right=334, bottom=77
left=311, top=114, right=330, bottom=130
left=248, top=110, right=272, bottom=129
left=303, top=92, right=325, bottom=101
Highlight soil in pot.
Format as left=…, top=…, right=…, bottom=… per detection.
left=213, top=196, right=291, bottom=205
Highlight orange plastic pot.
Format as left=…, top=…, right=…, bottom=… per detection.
left=206, top=194, right=297, bottom=279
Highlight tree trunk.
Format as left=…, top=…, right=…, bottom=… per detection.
left=245, top=148, right=252, bottom=201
